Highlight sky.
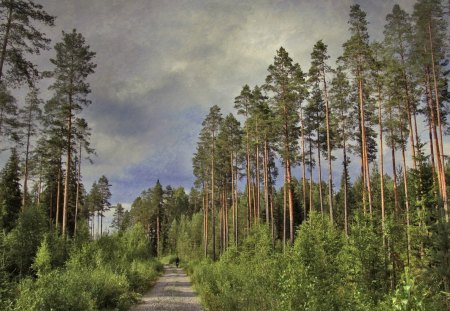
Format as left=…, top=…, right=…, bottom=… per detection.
left=26, top=0, right=420, bottom=206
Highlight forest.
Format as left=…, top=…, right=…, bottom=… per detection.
left=0, top=0, right=448, bottom=310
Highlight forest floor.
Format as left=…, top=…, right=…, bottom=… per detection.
left=129, top=264, right=203, bottom=311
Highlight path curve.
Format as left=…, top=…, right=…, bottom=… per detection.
left=130, top=264, right=202, bottom=311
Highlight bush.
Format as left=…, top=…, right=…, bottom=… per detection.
left=14, top=224, right=162, bottom=311
left=126, top=259, right=162, bottom=292
left=4, top=207, right=48, bottom=276
left=15, top=271, right=95, bottom=311
left=192, top=225, right=283, bottom=311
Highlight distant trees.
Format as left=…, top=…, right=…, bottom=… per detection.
left=86, top=175, right=111, bottom=238
left=128, top=181, right=190, bottom=256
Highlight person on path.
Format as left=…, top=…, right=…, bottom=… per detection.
left=175, top=256, right=180, bottom=268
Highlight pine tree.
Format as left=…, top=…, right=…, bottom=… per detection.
left=73, top=118, right=94, bottom=237
left=192, top=142, right=210, bottom=257
left=150, top=180, right=163, bottom=256
left=412, top=0, right=448, bottom=221
left=38, top=96, right=65, bottom=228
left=304, top=83, right=326, bottom=215
left=193, top=105, right=223, bottom=258
left=265, top=47, right=301, bottom=245
left=18, top=87, right=42, bottom=209
left=97, top=175, right=111, bottom=237
left=217, top=113, right=241, bottom=246
left=371, top=42, right=388, bottom=245
left=341, top=4, right=377, bottom=216
left=330, top=66, right=353, bottom=235
left=234, top=85, right=254, bottom=228
left=309, top=40, right=335, bottom=223
left=49, top=30, right=96, bottom=237
left=0, top=0, right=54, bottom=85
left=384, top=4, right=418, bottom=170
left=86, top=181, right=101, bottom=237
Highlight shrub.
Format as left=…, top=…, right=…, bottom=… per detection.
left=15, top=271, right=95, bottom=311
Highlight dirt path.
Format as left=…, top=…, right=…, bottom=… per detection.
left=130, top=264, right=202, bottom=311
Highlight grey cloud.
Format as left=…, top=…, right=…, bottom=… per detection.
left=31, top=0, right=417, bottom=204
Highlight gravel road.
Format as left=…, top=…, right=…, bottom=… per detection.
left=130, top=264, right=203, bottom=311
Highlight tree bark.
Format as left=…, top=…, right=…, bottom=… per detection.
left=428, top=23, right=448, bottom=221
left=377, top=89, right=386, bottom=242
left=56, top=166, right=61, bottom=229
left=321, top=67, right=334, bottom=223
left=400, top=127, right=411, bottom=267
left=317, top=131, right=324, bottom=215
left=74, top=143, right=82, bottom=237
left=211, top=140, right=216, bottom=261
left=300, top=108, right=307, bottom=222
left=22, top=102, right=34, bottom=210
left=62, top=93, right=73, bottom=237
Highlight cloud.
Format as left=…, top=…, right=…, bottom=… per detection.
left=25, top=0, right=418, bottom=204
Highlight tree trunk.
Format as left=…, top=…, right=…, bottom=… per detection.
left=425, top=78, right=438, bottom=200
left=400, top=127, right=411, bottom=267
left=309, top=137, right=313, bottom=214
left=225, top=187, right=229, bottom=249
left=286, top=158, right=294, bottom=245
left=322, top=68, right=333, bottom=223
left=263, top=139, right=270, bottom=225
left=211, top=142, right=216, bottom=261
left=377, top=86, right=386, bottom=241
left=231, top=153, right=236, bottom=245
left=255, top=123, right=260, bottom=221
left=317, top=132, right=324, bottom=215
left=204, top=183, right=209, bottom=258
left=157, top=213, right=160, bottom=256
left=428, top=23, right=448, bottom=221
left=234, top=153, right=239, bottom=246
left=246, top=130, right=252, bottom=229
left=62, top=94, right=73, bottom=237
left=22, top=103, right=33, bottom=210
left=343, top=142, right=349, bottom=237
left=219, top=198, right=223, bottom=255
left=398, top=41, right=417, bottom=170
left=425, top=66, right=446, bottom=219
left=300, top=108, right=307, bottom=222
left=283, top=165, right=287, bottom=251
left=74, top=142, right=82, bottom=237
left=358, top=78, right=373, bottom=216
left=391, top=138, right=399, bottom=216
left=56, top=167, right=61, bottom=229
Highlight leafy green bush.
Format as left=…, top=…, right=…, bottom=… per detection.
left=192, top=225, right=283, bottom=311
left=15, top=271, right=95, bottom=311
left=14, top=224, right=162, bottom=311
left=4, top=207, right=48, bottom=276
left=126, top=259, right=162, bottom=292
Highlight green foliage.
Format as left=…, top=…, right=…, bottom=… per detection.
left=32, top=237, right=51, bottom=277
left=390, top=269, right=427, bottom=311
left=0, top=149, right=22, bottom=232
left=13, top=224, right=162, bottom=310
left=4, top=207, right=47, bottom=276
left=193, top=225, right=283, bottom=311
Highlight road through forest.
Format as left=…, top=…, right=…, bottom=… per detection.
left=130, top=265, right=203, bottom=311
